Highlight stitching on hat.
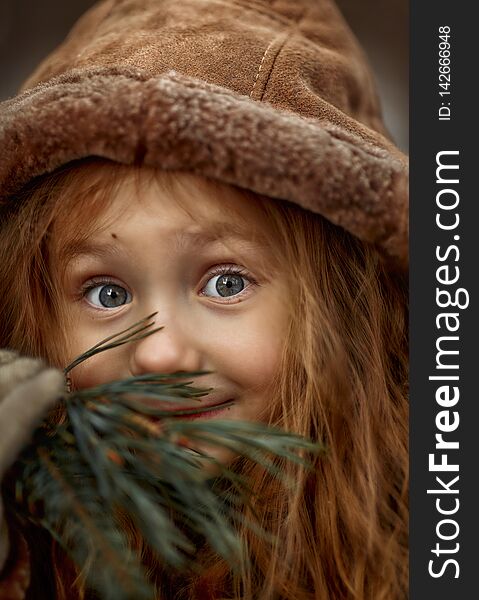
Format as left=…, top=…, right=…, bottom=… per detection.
left=249, top=4, right=307, bottom=99
left=258, top=32, right=292, bottom=101
left=249, top=39, right=276, bottom=98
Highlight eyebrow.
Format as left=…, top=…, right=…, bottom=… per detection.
left=60, top=226, right=266, bottom=263
left=172, top=228, right=265, bottom=252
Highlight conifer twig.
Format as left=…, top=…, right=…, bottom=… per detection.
left=63, top=311, right=163, bottom=374
left=5, top=315, right=323, bottom=599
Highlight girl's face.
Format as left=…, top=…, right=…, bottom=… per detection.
left=56, top=170, right=289, bottom=463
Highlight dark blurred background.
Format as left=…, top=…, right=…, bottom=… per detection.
left=0, top=0, right=408, bottom=151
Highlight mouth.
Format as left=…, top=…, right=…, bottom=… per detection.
left=133, top=396, right=235, bottom=420
left=165, top=398, right=235, bottom=420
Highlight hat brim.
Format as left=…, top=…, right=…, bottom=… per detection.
left=0, top=67, right=408, bottom=268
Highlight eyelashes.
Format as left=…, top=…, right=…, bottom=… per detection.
left=80, top=277, right=131, bottom=310
left=84, top=281, right=132, bottom=309
left=79, top=264, right=258, bottom=310
left=200, top=264, right=257, bottom=301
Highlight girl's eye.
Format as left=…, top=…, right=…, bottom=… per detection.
left=84, top=283, right=132, bottom=309
left=202, top=271, right=251, bottom=299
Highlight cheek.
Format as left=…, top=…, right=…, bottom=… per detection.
left=69, top=356, right=118, bottom=390
left=210, top=300, right=287, bottom=390
left=64, top=328, right=127, bottom=391
left=237, top=331, right=281, bottom=384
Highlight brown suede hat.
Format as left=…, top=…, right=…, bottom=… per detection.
left=0, top=0, right=408, bottom=267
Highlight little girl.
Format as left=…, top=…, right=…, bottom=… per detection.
left=0, top=0, right=408, bottom=598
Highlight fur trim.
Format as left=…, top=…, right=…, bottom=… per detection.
left=0, top=68, right=407, bottom=266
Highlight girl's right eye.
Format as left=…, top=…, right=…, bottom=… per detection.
left=84, top=283, right=132, bottom=309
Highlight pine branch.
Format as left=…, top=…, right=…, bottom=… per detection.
left=63, top=311, right=164, bottom=374
left=5, top=315, right=323, bottom=599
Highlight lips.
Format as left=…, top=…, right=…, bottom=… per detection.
left=162, top=398, right=235, bottom=418
left=133, top=395, right=235, bottom=418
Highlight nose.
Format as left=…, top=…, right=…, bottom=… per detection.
left=129, top=324, right=202, bottom=376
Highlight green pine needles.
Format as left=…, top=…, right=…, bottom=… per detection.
left=8, top=314, right=322, bottom=599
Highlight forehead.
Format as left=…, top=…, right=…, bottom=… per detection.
left=52, top=165, right=273, bottom=259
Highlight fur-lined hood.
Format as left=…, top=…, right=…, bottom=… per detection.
left=0, top=0, right=408, bottom=267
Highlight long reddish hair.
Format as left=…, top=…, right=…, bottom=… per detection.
left=0, top=159, right=408, bottom=599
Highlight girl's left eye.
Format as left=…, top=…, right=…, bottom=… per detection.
left=84, top=283, right=132, bottom=309
left=202, top=269, right=253, bottom=299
